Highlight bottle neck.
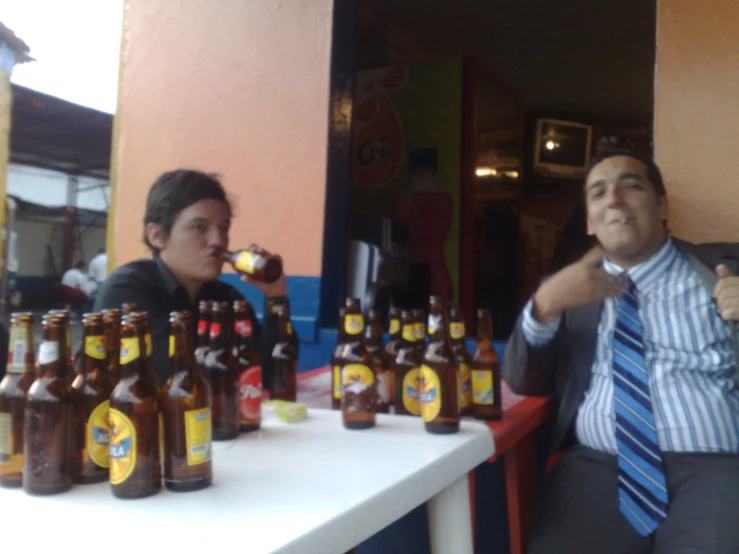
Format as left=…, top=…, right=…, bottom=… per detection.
left=81, top=325, right=107, bottom=376
left=426, top=310, right=448, bottom=343
left=38, top=330, right=65, bottom=379
left=170, top=326, right=197, bottom=376
left=8, top=324, right=35, bottom=373
left=119, top=331, right=150, bottom=379
left=366, top=323, right=383, bottom=347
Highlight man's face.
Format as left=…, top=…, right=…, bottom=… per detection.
left=156, top=199, right=231, bottom=285
left=585, top=155, right=668, bottom=268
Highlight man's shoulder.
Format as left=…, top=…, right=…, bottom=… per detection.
left=103, top=259, right=162, bottom=290
left=673, top=237, right=739, bottom=266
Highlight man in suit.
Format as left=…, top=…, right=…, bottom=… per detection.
left=504, top=150, right=739, bottom=553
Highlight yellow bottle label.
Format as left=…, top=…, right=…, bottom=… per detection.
left=344, top=314, right=364, bottom=335
left=402, top=368, right=421, bottom=415
left=450, top=322, right=465, bottom=340
left=414, top=323, right=425, bottom=341
left=0, top=412, right=12, bottom=466
left=145, top=334, right=152, bottom=357
left=420, top=365, right=442, bottom=422
left=234, top=250, right=257, bottom=274
left=86, top=400, right=110, bottom=468
left=472, top=370, right=494, bottom=405
left=169, top=335, right=175, bottom=357
left=109, top=408, right=137, bottom=485
left=119, top=337, right=140, bottom=365
left=389, top=319, right=400, bottom=335
left=85, top=336, right=106, bottom=360
left=184, top=407, right=212, bottom=466
left=332, top=365, right=341, bottom=400
left=7, top=326, right=32, bottom=373
left=341, top=363, right=375, bottom=394
left=402, top=324, right=415, bottom=342
left=287, top=322, right=293, bottom=336
left=458, top=362, right=472, bottom=410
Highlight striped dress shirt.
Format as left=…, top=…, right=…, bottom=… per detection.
left=522, top=238, right=739, bottom=454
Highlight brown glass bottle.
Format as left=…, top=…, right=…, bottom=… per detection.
left=72, top=314, right=113, bottom=484
left=271, top=305, right=297, bottom=401
left=448, top=308, right=473, bottom=417
left=331, top=307, right=348, bottom=410
left=338, top=298, right=376, bottom=429
left=233, top=299, right=262, bottom=432
left=218, top=245, right=283, bottom=284
left=121, top=302, right=137, bottom=316
left=203, top=302, right=239, bottom=440
left=384, top=307, right=402, bottom=359
left=413, top=308, right=427, bottom=357
left=23, top=317, right=75, bottom=494
left=47, top=310, right=74, bottom=383
left=393, top=310, right=422, bottom=416
left=0, top=313, right=36, bottom=488
left=421, top=296, right=459, bottom=434
left=366, top=309, right=393, bottom=414
left=162, top=311, right=213, bottom=492
left=102, top=309, right=121, bottom=385
left=140, top=311, right=153, bottom=360
left=109, top=313, right=161, bottom=498
left=471, top=309, right=502, bottom=420
left=195, top=301, right=212, bottom=368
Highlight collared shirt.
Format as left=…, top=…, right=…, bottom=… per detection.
left=94, top=257, right=296, bottom=386
left=522, top=238, right=739, bottom=454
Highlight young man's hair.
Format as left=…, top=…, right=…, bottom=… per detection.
left=75, top=261, right=85, bottom=269
left=587, top=147, right=666, bottom=198
left=143, top=170, right=232, bottom=256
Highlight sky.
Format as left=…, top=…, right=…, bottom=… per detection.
left=3, top=0, right=123, bottom=114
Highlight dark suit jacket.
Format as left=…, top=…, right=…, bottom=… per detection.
left=503, top=238, right=739, bottom=452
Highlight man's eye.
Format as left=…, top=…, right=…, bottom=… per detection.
left=192, top=224, right=206, bottom=233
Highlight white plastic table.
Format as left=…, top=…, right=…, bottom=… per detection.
left=0, top=409, right=494, bottom=554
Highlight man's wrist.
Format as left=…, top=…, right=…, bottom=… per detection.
left=532, top=288, right=561, bottom=324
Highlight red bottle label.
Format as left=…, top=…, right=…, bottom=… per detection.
left=197, top=320, right=208, bottom=335
left=235, top=320, right=253, bottom=338
left=238, top=365, right=262, bottom=421
left=209, top=322, right=222, bottom=339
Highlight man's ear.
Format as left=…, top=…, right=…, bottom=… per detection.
left=145, top=223, right=168, bottom=251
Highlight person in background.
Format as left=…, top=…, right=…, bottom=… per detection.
left=88, top=247, right=108, bottom=286
left=58, top=261, right=91, bottom=317
left=94, top=169, right=298, bottom=385
left=504, top=149, right=739, bottom=553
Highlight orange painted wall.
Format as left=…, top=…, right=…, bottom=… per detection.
left=112, top=0, right=334, bottom=276
left=654, top=0, right=739, bottom=243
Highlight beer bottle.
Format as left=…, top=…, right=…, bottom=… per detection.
left=420, top=296, right=459, bottom=434
left=218, top=245, right=283, bottom=284
left=0, top=313, right=36, bottom=487
left=71, top=314, right=113, bottom=484
left=413, top=309, right=427, bottom=356
left=471, top=309, right=502, bottom=420
left=271, top=305, right=297, bottom=401
left=331, top=307, right=348, bottom=410
left=109, top=313, right=161, bottom=498
left=23, top=316, right=74, bottom=494
left=195, top=301, right=212, bottom=368
left=47, top=310, right=74, bottom=382
left=204, top=302, right=239, bottom=440
left=448, top=308, right=473, bottom=417
left=233, top=299, right=261, bottom=432
left=102, top=309, right=121, bottom=385
left=365, top=309, right=393, bottom=414
left=385, top=307, right=402, bottom=359
left=121, top=302, right=137, bottom=316
left=162, top=311, right=213, bottom=492
left=393, top=310, right=422, bottom=416
left=338, top=298, right=376, bottom=429
left=46, top=310, right=82, bottom=478
left=140, top=311, right=153, bottom=360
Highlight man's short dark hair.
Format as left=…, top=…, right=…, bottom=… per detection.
left=75, top=261, right=85, bottom=269
left=587, top=147, right=666, bottom=198
left=143, top=170, right=232, bottom=256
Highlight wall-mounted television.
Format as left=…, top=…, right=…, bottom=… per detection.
left=533, top=118, right=593, bottom=179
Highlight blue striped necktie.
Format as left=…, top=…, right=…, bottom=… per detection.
left=612, top=277, right=668, bottom=536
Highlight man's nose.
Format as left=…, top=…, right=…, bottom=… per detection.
left=207, top=227, right=228, bottom=249
left=604, top=186, right=624, bottom=206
